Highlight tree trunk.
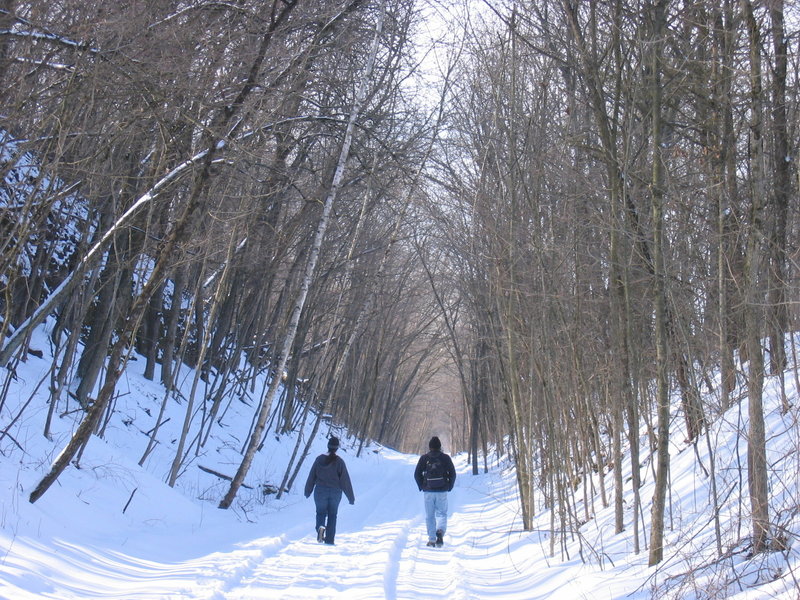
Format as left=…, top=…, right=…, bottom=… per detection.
left=74, top=250, right=128, bottom=408
left=648, top=0, right=670, bottom=567
left=141, top=282, right=164, bottom=381
left=712, top=0, right=739, bottom=411
left=766, top=0, right=789, bottom=380
left=741, top=0, right=770, bottom=554
left=0, top=0, right=15, bottom=89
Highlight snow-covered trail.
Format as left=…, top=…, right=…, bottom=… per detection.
left=215, top=451, right=539, bottom=600
left=2, top=448, right=568, bottom=600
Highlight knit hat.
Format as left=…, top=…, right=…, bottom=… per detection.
left=327, top=436, right=340, bottom=450
left=428, top=436, right=442, bottom=450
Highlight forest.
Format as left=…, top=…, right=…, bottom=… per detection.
left=1, top=0, right=798, bottom=572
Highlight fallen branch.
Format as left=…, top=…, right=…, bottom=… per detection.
left=123, top=488, right=137, bottom=514
left=198, top=465, right=253, bottom=489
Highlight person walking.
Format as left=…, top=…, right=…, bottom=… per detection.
left=414, top=436, right=456, bottom=547
left=304, top=436, right=355, bottom=545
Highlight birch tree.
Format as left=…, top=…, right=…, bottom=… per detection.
left=219, top=0, right=386, bottom=510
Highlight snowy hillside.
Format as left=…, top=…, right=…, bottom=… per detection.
left=1, top=322, right=799, bottom=599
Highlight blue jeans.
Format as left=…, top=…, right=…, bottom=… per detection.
left=314, top=486, right=342, bottom=544
left=424, top=491, right=448, bottom=541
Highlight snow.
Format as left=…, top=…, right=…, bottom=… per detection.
left=1, top=323, right=799, bottom=599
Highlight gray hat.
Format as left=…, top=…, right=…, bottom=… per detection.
left=327, top=436, right=340, bottom=450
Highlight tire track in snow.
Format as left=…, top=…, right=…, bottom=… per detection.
left=382, top=515, right=421, bottom=600
left=393, top=503, right=474, bottom=600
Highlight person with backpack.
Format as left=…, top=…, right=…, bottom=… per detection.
left=414, top=436, right=456, bottom=547
left=304, top=436, right=355, bottom=545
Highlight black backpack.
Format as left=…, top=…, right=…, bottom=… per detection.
left=424, top=453, right=448, bottom=490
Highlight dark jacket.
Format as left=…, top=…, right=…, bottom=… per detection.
left=414, top=450, right=456, bottom=492
left=304, top=453, right=355, bottom=504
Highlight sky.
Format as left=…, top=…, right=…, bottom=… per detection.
left=1, top=322, right=799, bottom=599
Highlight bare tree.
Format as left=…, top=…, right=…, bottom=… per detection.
left=740, top=0, right=770, bottom=555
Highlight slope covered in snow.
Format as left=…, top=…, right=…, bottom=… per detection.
left=1, top=322, right=799, bottom=599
